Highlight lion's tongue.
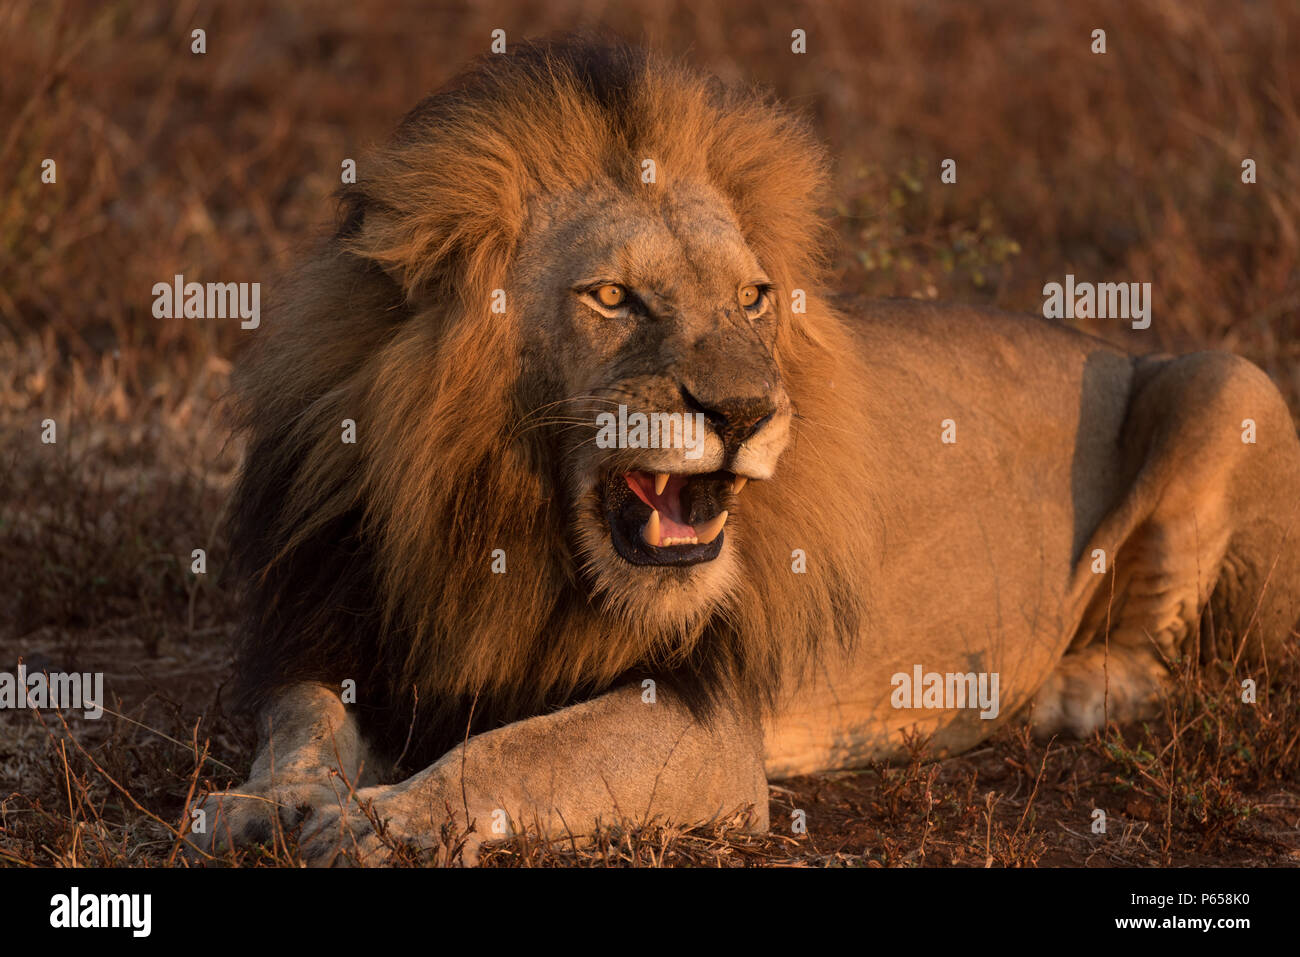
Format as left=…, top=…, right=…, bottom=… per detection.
left=625, top=472, right=695, bottom=538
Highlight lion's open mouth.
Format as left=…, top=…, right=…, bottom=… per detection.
left=604, top=469, right=744, bottom=566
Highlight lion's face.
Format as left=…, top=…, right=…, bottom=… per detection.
left=512, top=181, right=793, bottom=625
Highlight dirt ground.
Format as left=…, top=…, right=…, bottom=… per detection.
left=3, top=0, right=1299, bottom=867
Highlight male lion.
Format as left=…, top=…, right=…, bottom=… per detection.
left=197, top=39, right=1300, bottom=865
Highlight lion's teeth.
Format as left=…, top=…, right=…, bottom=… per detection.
left=732, top=476, right=748, bottom=494
left=695, top=510, right=728, bottom=544
left=643, top=509, right=661, bottom=547
left=654, top=472, right=669, bottom=496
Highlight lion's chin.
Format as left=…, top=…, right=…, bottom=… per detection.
left=587, top=536, right=741, bottom=633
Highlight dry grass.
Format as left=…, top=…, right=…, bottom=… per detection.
left=2, top=0, right=1298, bottom=867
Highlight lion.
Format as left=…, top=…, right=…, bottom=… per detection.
left=193, top=38, right=1300, bottom=865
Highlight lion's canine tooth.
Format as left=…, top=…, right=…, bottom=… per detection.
left=654, top=472, right=669, bottom=496
left=695, top=510, right=728, bottom=544
left=732, top=476, right=748, bottom=494
left=643, top=509, right=661, bottom=547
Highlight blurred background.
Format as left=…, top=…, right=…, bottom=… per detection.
left=2, top=0, right=1297, bottom=866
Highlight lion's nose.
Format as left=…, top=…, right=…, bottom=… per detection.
left=679, top=384, right=776, bottom=446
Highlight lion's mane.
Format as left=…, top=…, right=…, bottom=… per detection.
left=228, top=38, right=869, bottom=771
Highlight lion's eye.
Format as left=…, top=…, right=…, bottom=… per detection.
left=595, top=284, right=627, bottom=308
left=739, top=284, right=768, bottom=314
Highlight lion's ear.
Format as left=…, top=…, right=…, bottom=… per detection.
left=335, top=187, right=427, bottom=299
left=336, top=189, right=367, bottom=240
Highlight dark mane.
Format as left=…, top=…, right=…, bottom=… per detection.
left=226, top=37, right=856, bottom=774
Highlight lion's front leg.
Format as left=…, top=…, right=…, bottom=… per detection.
left=297, top=684, right=769, bottom=866
left=189, top=683, right=377, bottom=857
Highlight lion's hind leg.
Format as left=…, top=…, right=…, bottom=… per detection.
left=1031, top=512, right=1214, bottom=738
left=1031, top=352, right=1300, bottom=739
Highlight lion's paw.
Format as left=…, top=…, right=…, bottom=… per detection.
left=296, top=786, right=393, bottom=867
left=185, top=779, right=347, bottom=860
left=296, top=784, right=485, bottom=867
